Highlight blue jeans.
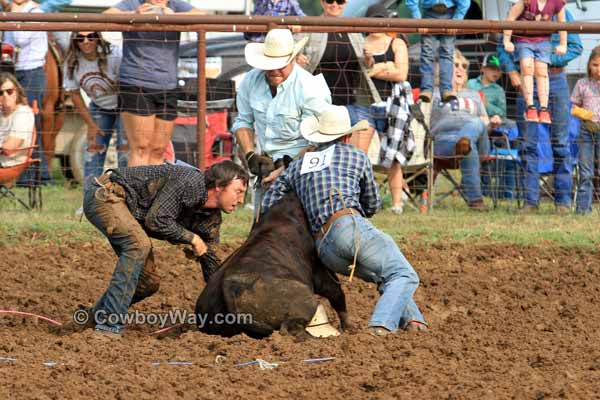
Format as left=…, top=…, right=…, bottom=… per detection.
left=434, top=118, right=490, bottom=203
left=316, top=215, right=425, bottom=332
left=420, top=9, right=455, bottom=95
left=15, top=67, right=50, bottom=184
left=576, top=127, right=599, bottom=214
left=84, top=103, right=128, bottom=178
left=516, top=72, right=572, bottom=206
left=83, top=177, right=157, bottom=334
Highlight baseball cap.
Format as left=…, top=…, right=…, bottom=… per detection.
left=482, top=54, right=501, bottom=69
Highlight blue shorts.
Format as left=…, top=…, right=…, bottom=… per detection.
left=514, top=40, right=552, bottom=64
left=347, top=104, right=391, bottom=133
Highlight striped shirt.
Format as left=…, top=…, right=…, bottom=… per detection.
left=262, top=142, right=381, bottom=234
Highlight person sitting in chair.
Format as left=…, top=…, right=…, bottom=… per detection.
left=430, top=49, right=490, bottom=211
left=0, top=73, right=34, bottom=168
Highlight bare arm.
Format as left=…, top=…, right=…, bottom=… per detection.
left=234, top=127, right=255, bottom=155
left=503, top=1, right=525, bottom=48
left=556, top=8, right=567, bottom=52
left=369, top=38, right=408, bottom=82
left=0, top=136, right=24, bottom=154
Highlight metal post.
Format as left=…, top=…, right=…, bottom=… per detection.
left=197, top=31, right=206, bottom=170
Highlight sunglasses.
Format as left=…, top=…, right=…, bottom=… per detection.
left=325, top=0, right=346, bottom=4
left=75, top=33, right=99, bottom=43
left=454, top=62, right=468, bottom=69
left=0, top=87, right=16, bottom=96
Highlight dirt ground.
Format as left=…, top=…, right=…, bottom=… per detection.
left=1, top=241, right=599, bottom=399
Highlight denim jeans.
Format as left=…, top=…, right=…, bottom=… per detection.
left=84, top=103, right=128, bottom=178
left=516, top=72, right=572, bottom=206
left=420, top=9, right=455, bottom=95
left=434, top=118, right=490, bottom=203
left=576, top=127, right=599, bottom=214
left=15, top=67, right=50, bottom=184
left=83, top=177, right=158, bottom=333
left=316, top=215, right=425, bottom=332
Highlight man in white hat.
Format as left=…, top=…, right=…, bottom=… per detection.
left=262, top=105, right=427, bottom=336
left=232, top=28, right=331, bottom=209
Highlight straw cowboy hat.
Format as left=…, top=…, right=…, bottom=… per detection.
left=300, top=105, right=370, bottom=143
left=305, top=304, right=340, bottom=338
left=245, top=29, right=309, bottom=71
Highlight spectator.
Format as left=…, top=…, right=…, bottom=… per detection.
left=245, top=0, right=305, bottom=43
left=4, top=0, right=50, bottom=182
left=0, top=73, right=35, bottom=167
left=430, top=49, right=490, bottom=211
left=63, top=31, right=127, bottom=216
left=571, top=45, right=600, bottom=214
left=498, top=9, right=582, bottom=213
left=232, top=28, right=331, bottom=210
left=262, top=105, right=427, bottom=336
left=467, top=53, right=506, bottom=127
left=104, top=0, right=204, bottom=167
left=363, top=4, right=411, bottom=214
left=405, top=0, right=471, bottom=105
left=296, top=0, right=381, bottom=154
left=503, top=0, right=567, bottom=124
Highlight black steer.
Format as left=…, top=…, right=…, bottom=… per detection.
left=194, top=193, right=350, bottom=338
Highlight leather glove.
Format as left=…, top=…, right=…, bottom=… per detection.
left=582, top=119, right=600, bottom=134
left=198, top=252, right=221, bottom=283
left=245, top=151, right=275, bottom=177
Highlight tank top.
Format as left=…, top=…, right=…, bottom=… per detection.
left=371, top=40, right=396, bottom=100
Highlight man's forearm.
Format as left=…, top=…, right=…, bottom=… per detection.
left=235, top=127, right=255, bottom=155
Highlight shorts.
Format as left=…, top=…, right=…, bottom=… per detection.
left=347, top=104, right=375, bottom=129
left=118, top=84, right=178, bottom=121
left=514, top=40, right=552, bottom=65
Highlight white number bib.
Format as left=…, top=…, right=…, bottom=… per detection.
left=300, top=145, right=335, bottom=175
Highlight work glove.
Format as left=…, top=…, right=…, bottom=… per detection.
left=582, top=119, right=600, bottom=134
left=245, top=151, right=275, bottom=177
left=198, top=252, right=221, bottom=283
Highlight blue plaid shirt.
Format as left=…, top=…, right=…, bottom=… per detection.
left=262, top=142, right=381, bottom=235
left=245, top=0, right=305, bottom=42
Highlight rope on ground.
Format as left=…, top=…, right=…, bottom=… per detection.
left=327, top=187, right=360, bottom=284
left=0, top=310, right=63, bottom=326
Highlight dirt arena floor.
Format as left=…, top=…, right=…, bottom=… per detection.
left=1, top=241, right=599, bottom=399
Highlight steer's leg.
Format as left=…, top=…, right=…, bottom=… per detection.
left=312, top=262, right=353, bottom=331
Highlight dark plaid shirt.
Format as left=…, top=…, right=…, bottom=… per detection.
left=262, top=142, right=381, bottom=235
left=244, top=0, right=305, bottom=42
left=109, top=164, right=210, bottom=245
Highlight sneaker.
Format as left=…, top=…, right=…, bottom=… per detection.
left=468, top=199, right=489, bottom=212
left=405, top=321, right=428, bottom=332
left=418, top=91, right=432, bottom=103
left=455, top=137, right=472, bottom=157
left=368, top=326, right=393, bottom=337
left=519, top=203, right=539, bottom=213
left=390, top=205, right=404, bottom=215
left=441, top=92, right=458, bottom=103
left=525, top=106, right=539, bottom=123
left=538, top=108, right=552, bottom=124
left=94, top=323, right=123, bottom=338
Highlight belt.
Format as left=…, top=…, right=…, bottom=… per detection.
left=549, top=67, right=564, bottom=75
left=429, top=4, right=455, bottom=13
left=314, top=208, right=360, bottom=241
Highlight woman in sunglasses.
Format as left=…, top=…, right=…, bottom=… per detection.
left=297, top=0, right=381, bottom=155
left=64, top=31, right=127, bottom=215
left=64, top=31, right=127, bottom=175
left=0, top=73, right=35, bottom=168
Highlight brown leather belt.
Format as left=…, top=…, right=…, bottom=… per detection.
left=430, top=4, right=455, bottom=13
left=314, top=208, right=360, bottom=241
left=549, top=67, right=564, bottom=75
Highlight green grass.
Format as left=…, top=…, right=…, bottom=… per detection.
left=1, top=183, right=599, bottom=248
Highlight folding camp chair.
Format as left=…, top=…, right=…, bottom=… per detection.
left=0, top=125, right=42, bottom=210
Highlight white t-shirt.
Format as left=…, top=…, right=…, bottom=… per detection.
left=0, top=104, right=35, bottom=167
left=63, top=44, right=122, bottom=110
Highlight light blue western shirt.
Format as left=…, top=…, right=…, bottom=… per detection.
left=231, top=65, right=331, bottom=161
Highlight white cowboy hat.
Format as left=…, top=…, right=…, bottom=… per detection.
left=300, top=105, right=370, bottom=143
left=305, top=304, right=340, bottom=338
left=245, top=29, right=309, bottom=71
